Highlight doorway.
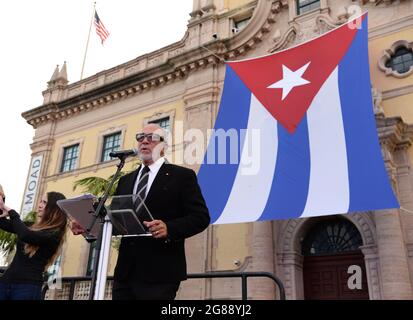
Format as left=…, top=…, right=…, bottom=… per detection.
left=302, top=218, right=369, bottom=300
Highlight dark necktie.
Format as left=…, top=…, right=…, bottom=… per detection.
left=134, top=166, right=150, bottom=213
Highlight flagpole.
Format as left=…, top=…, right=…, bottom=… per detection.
left=80, top=2, right=96, bottom=80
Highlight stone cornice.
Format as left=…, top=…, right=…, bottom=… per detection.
left=369, top=14, right=413, bottom=40
left=30, top=138, right=55, bottom=151
left=377, top=116, right=413, bottom=151
left=22, top=0, right=284, bottom=128
left=382, top=83, right=413, bottom=100
left=45, top=157, right=139, bottom=182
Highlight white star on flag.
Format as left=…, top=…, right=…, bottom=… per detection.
left=268, top=62, right=311, bottom=100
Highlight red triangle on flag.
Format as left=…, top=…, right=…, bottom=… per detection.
left=228, top=15, right=364, bottom=133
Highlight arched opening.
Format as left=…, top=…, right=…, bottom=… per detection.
left=302, top=217, right=369, bottom=300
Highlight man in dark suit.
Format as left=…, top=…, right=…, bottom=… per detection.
left=110, top=123, right=210, bottom=300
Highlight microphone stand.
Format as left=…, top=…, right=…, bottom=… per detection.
left=87, top=156, right=127, bottom=300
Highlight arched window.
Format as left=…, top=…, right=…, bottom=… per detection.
left=385, top=47, right=413, bottom=74
left=302, top=218, right=362, bottom=256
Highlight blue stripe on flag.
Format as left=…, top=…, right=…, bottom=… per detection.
left=338, top=17, right=399, bottom=211
left=259, top=116, right=311, bottom=220
left=198, top=65, right=253, bottom=223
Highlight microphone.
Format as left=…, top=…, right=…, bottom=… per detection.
left=109, top=148, right=138, bottom=159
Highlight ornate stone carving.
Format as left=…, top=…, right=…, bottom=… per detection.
left=315, top=13, right=345, bottom=34
left=269, top=26, right=297, bottom=53
left=372, top=87, right=385, bottom=118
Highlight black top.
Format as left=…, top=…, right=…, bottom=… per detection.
left=0, top=210, right=61, bottom=285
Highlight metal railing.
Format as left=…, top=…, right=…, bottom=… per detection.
left=188, top=271, right=286, bottom=300
left=42, top=271, right=285, bottom=300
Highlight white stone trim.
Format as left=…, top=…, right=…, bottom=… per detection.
left=360, top=244, right=383, bottom=300
left=55, top=138, right=84, bottom=175
left=378, top=40, right=413, bottom=79
left=143, top=109, right=175, bottom=132
left=143, top=109, right=176, bottom=150
left=369, top=14, right=413, bottom=40
left=95, top=125, right=127, bottom=164
left=289, top=0, right=326, bottom=21
left=277, top=213, right=380, bottom=300
left=382, top=83, right=413, bottom=100
left=52, top=91, right=185, bottom=138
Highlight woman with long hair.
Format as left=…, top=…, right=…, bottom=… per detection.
left=0, top=188, right=67, bottom=300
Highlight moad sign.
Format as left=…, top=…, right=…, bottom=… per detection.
left=21, top=155, right=43, bottom=217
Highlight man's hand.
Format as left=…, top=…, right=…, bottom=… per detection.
left=144, top=220, right=168, bottom=239
left=70, top=220, right=86, bottom=235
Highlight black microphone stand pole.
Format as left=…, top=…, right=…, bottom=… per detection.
left=87, top=157, right=126, bottom=300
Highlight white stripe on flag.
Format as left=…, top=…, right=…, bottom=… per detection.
left=300, top=67, right=349, bottom=217
left=215, top=95, right=278, bottom=224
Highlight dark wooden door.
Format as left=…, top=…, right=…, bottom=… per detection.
left=303, top=251, right=369, bottom=300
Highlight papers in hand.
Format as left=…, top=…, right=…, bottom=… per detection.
left=57, top=194, right=99, bottom=240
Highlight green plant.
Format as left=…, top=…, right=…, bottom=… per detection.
left=72, top=174, right=122, bottom=197
left=0, top=211, right=37, bottom=257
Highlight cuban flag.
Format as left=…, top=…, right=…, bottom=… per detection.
left=197, top=14, right=399, bottom=224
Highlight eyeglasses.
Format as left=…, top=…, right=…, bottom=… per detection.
left=135, top=133, right=164, bottom=143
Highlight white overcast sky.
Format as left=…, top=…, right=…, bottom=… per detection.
left=0, top=0, right=193, bottom=211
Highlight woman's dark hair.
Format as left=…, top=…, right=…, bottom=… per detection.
left=41, top=192, right=67, bottom=227
left=25, top=192, right=68, bottom=267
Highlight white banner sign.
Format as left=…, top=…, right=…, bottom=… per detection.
left=21, top=154, right=43, bottom=216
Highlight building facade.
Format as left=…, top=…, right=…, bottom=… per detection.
left=21, top=0, right=413, bottom=299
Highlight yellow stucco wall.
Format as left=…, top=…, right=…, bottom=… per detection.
left=48, top=100, right=184, bottom=177
left=44, top=100, right=184, bottom=276
left=369, top=27, right=413, bottom=92
left=383, top=93, right=413, bottom=122
left=369, top=26, right=413, bottom=161
left=214, top=223, right=250, bottom=270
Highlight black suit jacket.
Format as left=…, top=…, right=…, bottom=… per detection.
left=113, top=162, right=210, bottom=283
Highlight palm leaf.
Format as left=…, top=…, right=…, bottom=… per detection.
left=73, top=161, right=141, bottom=197
left=73, top=177, right=110, bottom=197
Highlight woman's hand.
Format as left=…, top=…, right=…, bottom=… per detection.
left=0, top=197, right=11, bottom=218
left=70, top=220, right=86, bottom=235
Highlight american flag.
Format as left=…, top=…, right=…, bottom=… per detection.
left=94, top=11, right=110, bottom=44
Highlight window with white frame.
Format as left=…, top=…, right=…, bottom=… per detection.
left=149, top=117, right=170, bottom=132
left=101, top=132, right=121, bottom=162
left=60, top=144, right=79, bottom=173
left=296, top=0, right=320, bottom=15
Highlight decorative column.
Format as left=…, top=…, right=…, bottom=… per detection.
left=374, top=209, right=413, bottom=299
left=201, top=0, right=216, bottom=14
left=190, top=0, right=203, bottom=20
left=360, top=245, right=382, bottom=300
left=250, top=221, right=276, bottom=299
left=375, top=116, right=413, bottom=299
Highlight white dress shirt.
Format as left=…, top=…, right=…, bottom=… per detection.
left=133, top=157, right=165, bottom=198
